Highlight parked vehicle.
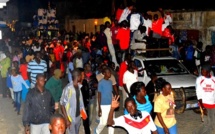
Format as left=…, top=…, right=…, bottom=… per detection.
left=133, top=55, right=198, bottom=113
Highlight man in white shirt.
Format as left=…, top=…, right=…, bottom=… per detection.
left=194, top=64, right=215, bottom=134
left=118, top=3, right=134, bottom=23
left=130, top=25, right=147, bottom=53
left=143, top=13, right=152, bottom=36
left=123, top=61, right=138, bottom=97
left=104, top=21, right=119, bottom=67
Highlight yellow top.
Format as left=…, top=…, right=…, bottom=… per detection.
left=154, top=94, right=176, bottom=128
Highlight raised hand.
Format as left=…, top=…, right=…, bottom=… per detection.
left=111, top=95, right=120, bottom=109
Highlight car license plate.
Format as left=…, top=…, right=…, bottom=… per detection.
left=186, top=103, right=199, bottom=109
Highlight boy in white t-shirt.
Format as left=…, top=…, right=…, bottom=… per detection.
left=107, top=96, right=157, bottom=134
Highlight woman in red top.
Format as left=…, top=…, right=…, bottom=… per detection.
left=19, top=58, right=30, bottom=102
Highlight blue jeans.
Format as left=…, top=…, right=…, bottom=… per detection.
left=88, top=97, right=96, bottom=125
left=156, top=124, right=177, bottom=134
left=14, top=91, right=22, bottom=112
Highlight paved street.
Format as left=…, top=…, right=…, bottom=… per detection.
left=0, top=75, right=204, bottom=134
left=0, top=93, right=204, bottom=134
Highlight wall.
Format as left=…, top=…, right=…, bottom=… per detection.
left=65, top=17, right=104, bottom=34
left=171, top=11, right=215, bottom=47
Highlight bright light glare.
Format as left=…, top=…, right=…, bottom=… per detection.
left=0, top=3, right=6, bottom=8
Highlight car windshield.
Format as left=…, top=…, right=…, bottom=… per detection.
left=144, top=59, right=189, bottom=76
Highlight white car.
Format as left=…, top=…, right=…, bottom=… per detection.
left=133, top=55, right=198, bottom=113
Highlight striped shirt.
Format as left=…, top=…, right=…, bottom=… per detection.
left=27, top=59, right=47, bottom=84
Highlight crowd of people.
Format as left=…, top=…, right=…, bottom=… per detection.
left=0, top=1, right=215, bottom=134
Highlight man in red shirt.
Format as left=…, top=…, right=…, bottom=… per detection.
left=111, top=20, right=120, bottom=64
left=151, top=9, right=164, bottom=39
left=118, top=53, right=131, bottom=107
left=116, top=20, right=130, bottom=63
left=53, top=40, right=64, bottom=69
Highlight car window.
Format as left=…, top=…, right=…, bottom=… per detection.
left=134, top=59, right=144, bottom=77
left=144, top=59, right=189, bottom=76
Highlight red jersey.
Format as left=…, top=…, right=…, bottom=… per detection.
left=54, top=45, right=64, bottom=61
left=116, top=8, right=123, bottom=21
left=111, top=26, right=119, bottom=45
left=19, top=64, right=28, bottom=80
left=116, top=28, right=130, bottom=50
left=119, top=61, right=128, bottom=86
left=162, top=28, right=175, bottom=45
left=152, top=18, right=164, bottom=36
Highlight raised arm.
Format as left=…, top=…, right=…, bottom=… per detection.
left=107, top=95, right=120, bottom=126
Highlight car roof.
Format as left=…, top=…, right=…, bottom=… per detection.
left=133, top=55, right=177, bottom=61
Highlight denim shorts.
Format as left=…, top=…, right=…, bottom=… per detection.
left=156, top=124, right=177, bottom=134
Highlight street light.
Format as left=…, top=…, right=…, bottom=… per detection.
left=94, top=19, right=98, bottom=34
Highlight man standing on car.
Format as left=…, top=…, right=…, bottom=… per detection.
left=194, top=64, right=215, bottom=134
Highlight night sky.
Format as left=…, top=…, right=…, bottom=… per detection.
left=18, top=0, right=215, bottom=22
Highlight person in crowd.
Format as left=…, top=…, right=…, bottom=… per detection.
left=96, top=64, right=118, bottom=96
left=45, top=69, right=63, bottom=112
left=146, top=72, right=158, bottom=120
left=96, top=24, right=107, bottom=50
left=0, top=51, right=11, bottom=98
left=123, top=61, right=138, bottom=98
left=49, top=48, right=55, bottom=65
left=12, top=61, right=19, bottom=76
left=96, top=64, right=118, bottom=123
left=11, top=67, right=29, bottom=115
left=118, top=2, right=134, bottom=23
left=78, top=67, right=91, bottom=134
left=41, top=48, right=51, bottom=78
left=130, top=25, right=147, bottom=54
left=194, top=42, right=203, bottom=75
left=73, top=49, right=83, bottom=69
left=119, top=53, right=131, bottom=107
left=210, top=45, right=215, bottom=75
left=83, top=63, right=98, bottom=125
left=151, top=9, right=164, bottom=39
left=95, top=67, right=114, bottom=134
left=68, top=56, right=74, bottom=83
left=12, top=50, right=23, bottom=65
left=200, top=45, right=211, bottom=66
left=162, top=25, right=175, bottom=45
left=124, top=81, right=152, bottom=115
left=107, top=96, right=158, bottom=134
left=194, top=64, right=215, bottom=134
left=6, top=68, right=13, bottom=102
left=25, top=48, right=35, bottom=63
left=154, top=78, right=177, bottom=134
left=23, top=74, right=55, bottom=134
left=110, top=19, right=121, bottom=64
left=127, top=7, right=144, bottom=41
left=60, top=69, right=86, bottom=134
left=49, top=114, right=66, bottom=134
left=54, top=40, right=64, bottom=69
left=116, top=20, right=130, bottom=62
left=104, top=21, right=119, bottom=67
left=143, top=12, right=152, bottom=36
left=32, top=43, right=41, bottom=52
left=115, top=4, right=124, bottom=22
left=23, top=45, right=34, bottom=59
left=19, top=58, right=30, bottom=102
left=184, top=40, right=195, bottom=73
left=27, top=52, right=47, bottom=88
